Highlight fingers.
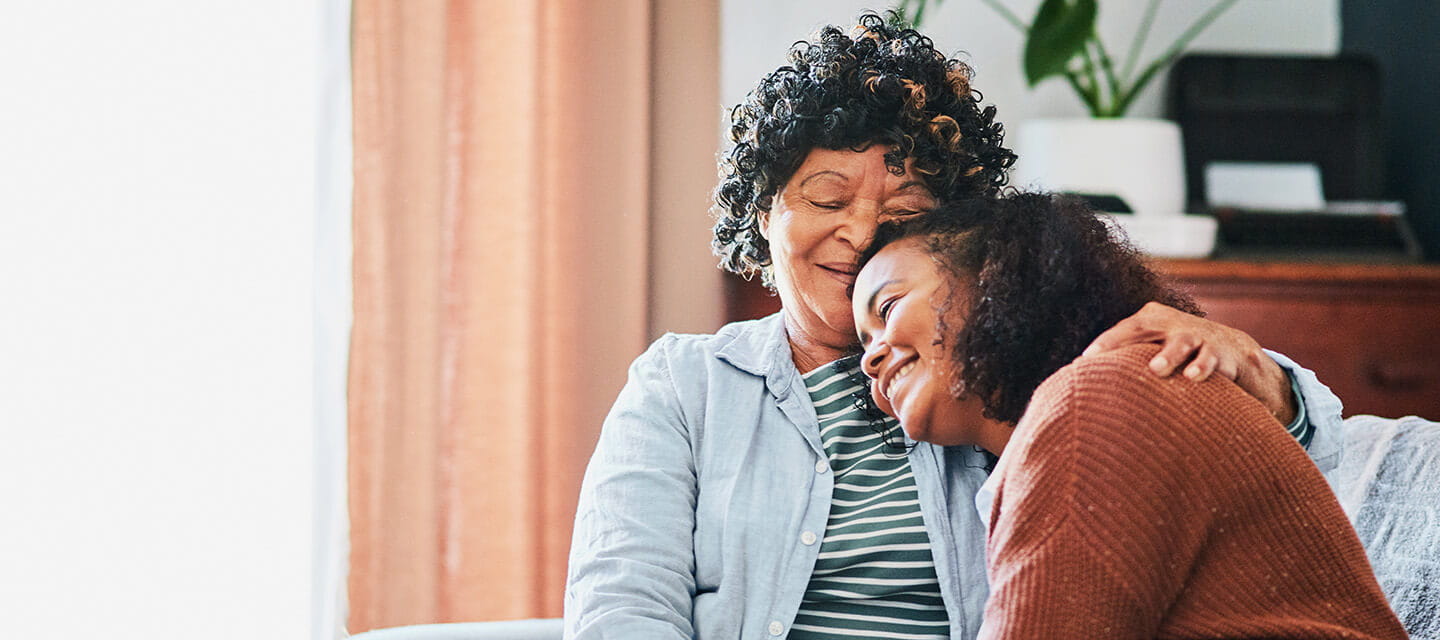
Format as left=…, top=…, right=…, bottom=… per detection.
left=1083, top=322, right=1133, bottom=357
left=1087, top=303, right=1273, bottom=387
left=1214, top=348, right=1242, bottom=382
left=1181, top=346, right=1219, bottom=381
left=1087, top=304, right=1262, bottom=384
left=1148, top=334, right=1201, bottom=377
left=1153, top=334, right=1255, bottom=381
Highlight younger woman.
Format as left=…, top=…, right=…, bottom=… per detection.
left=850, top=193, right=1406, bottom=639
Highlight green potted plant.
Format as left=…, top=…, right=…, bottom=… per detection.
left=894, top=0, right=1241, bottom=256
left=894, top=0, right=1239, bottom=118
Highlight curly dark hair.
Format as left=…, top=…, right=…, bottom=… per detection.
left=713, top=12, right=1017, bottom=284
left=857, top=193, right=1203, bottom=424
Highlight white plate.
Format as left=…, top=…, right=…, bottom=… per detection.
left=1102, top=213, right=1217, bottom=259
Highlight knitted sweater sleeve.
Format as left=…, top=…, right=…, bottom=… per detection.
left=978, top=345, right=1283, bottom=639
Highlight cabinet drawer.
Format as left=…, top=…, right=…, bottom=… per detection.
left=1195, top=295, right=1440, bottom=418
left=1164, top=260, right=1440, bottom=419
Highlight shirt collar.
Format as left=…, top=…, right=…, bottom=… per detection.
left=974, top=465, right=1002, bottom=530
left=715, top=312, right=793, bottom=384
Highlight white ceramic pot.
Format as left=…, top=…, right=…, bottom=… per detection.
left=1011, top=118, right=1187, bottom=218
left=1011, top=118, right=1216, bottom=258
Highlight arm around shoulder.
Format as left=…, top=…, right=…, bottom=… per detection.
left=1264, top=349, right=1344, bottom=472
left=982, top=352, right=1237, bottom=639
left=565, top=335, right=698, bottom=639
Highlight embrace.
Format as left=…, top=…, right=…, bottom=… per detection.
left=565, top=14, right=1407, bottom=640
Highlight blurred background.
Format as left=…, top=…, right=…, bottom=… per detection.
left=0, top=1, right=1433, bottom=639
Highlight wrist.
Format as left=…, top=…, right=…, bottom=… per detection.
left=1255, top=352, right=1298, bottom=424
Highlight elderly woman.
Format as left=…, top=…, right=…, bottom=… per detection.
left=564, top=14, right=1339, bottom=639
left=850, top=194, right=1405, bottom=638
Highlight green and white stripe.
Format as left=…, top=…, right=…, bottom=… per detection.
left=789, top=360, right=949, bottom=640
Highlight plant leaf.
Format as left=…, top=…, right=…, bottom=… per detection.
left=1024, top=0, right=1098, bottom=87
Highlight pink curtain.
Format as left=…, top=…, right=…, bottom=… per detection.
left=349, top=0, right=672, bottom=630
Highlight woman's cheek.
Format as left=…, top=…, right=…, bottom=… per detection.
left=871, top=387, right=896, bottom=419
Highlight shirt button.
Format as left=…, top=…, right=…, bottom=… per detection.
left=815, top=459, right=828, bottom=473
left=768, top=621, right=784, bottom=636
left=801, top=531, right=818, bottom=545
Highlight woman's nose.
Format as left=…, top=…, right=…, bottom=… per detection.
left=837, top=203, right=881, bottom=250
left=862, top=342, right=887, bottom=380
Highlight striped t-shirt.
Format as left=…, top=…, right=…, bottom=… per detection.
left=788, top=359, right=949, bottom=640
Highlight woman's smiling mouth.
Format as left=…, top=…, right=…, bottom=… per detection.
left=882, top=360, right=916, bottom=401
left=818, top=262, right=858, bottom=284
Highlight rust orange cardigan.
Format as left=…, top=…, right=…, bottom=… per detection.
left=981, top=344, right=1406, bottom=639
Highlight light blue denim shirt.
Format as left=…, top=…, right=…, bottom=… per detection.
left=564, top=313, right=1344, bottom=640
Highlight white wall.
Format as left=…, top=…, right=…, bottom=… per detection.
left=722, top=0, right=1339, bottom=173
left=650, top=0, right=727, bottom=338
left=0, top=2, right=347, bottom=638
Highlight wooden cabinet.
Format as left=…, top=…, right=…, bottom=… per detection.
left=724, top=260, right=1440, bottom=419
left=1153, top=260, right=1440, bottom=419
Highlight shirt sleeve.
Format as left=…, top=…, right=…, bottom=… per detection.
left=1281, top=369, right=1313, bottom=448
left=564, top=336, right=697, bottom=640
left=1263, top=349, right=1343, bottom=473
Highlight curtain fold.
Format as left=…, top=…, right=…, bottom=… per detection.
left=349, top=0, right=653, bottom=631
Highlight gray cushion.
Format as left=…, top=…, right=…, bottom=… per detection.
left=1325, top=415, right=1440, bottom=640
left=349, top=619, right=563, bottom=640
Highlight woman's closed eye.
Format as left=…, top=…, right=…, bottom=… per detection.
left=878, top=297, right=898, bottom=322
left=883, top=204, right=933, bottom=219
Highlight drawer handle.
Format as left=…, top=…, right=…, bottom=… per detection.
left=1366, top=362, right=1432, bottom=391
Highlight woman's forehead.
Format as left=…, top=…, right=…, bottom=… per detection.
left=856, top=239, right=931, bottom=297
left=793, top=148, right=932, bottom=192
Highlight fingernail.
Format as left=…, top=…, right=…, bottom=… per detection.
left=1151, top=357, right=1168, bottom=372
left=1186, top=366, right=1201, bottom=379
